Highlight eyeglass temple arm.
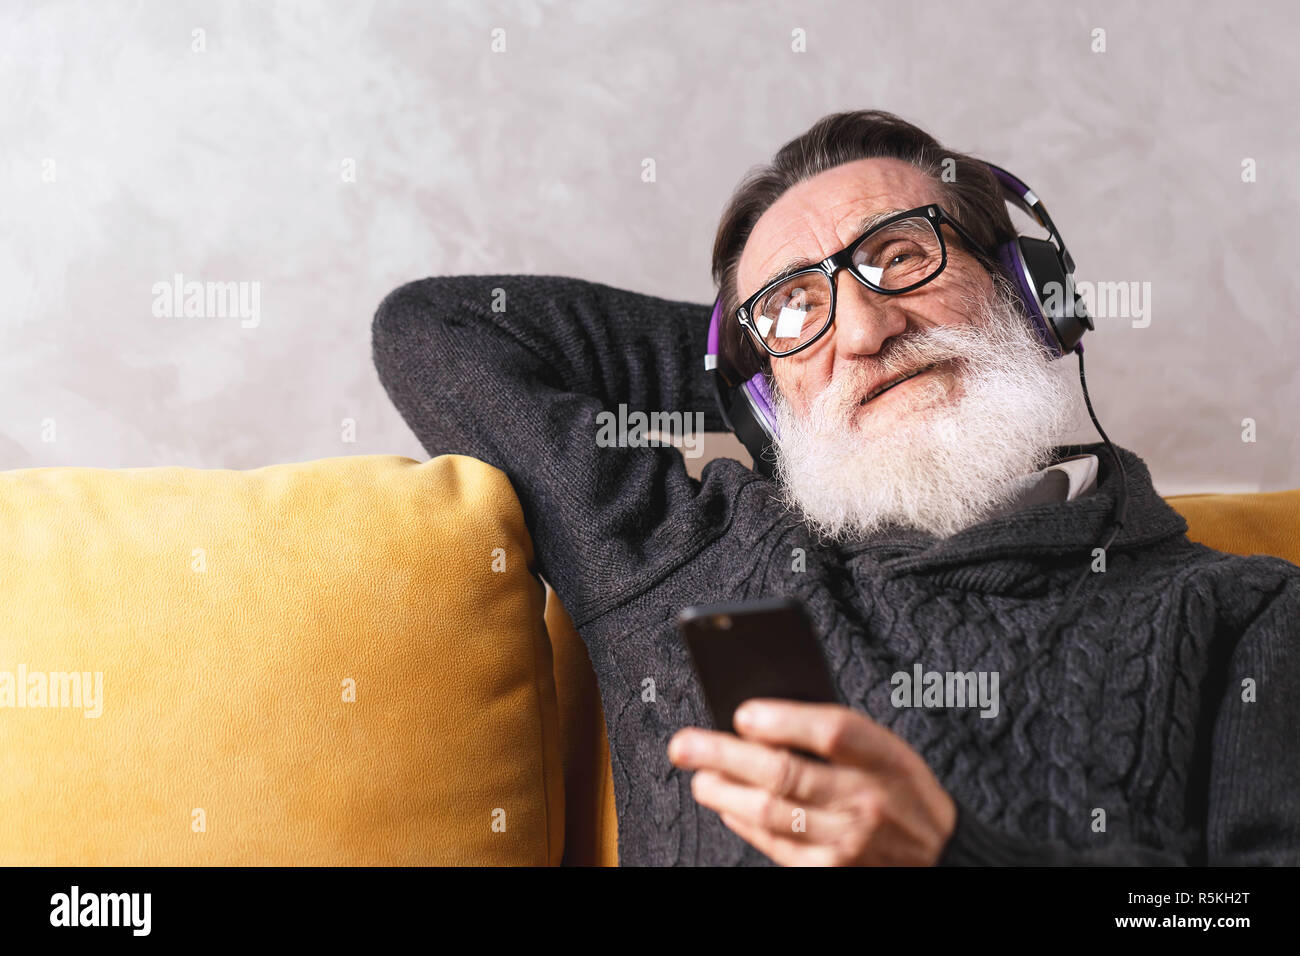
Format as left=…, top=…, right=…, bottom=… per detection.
left=935, top=208, right=999, bottom=262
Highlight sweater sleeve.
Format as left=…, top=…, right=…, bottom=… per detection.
left=1203, top=569, right=1300, bottom=864
left=939, top=569, right=1300, bottom=866
left=371, top=274, right=749, bottom=625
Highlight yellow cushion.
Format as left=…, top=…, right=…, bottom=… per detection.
left=546, top=585, right=618, bottom=866
left=0, top=454, right=564, bottom=865
left=1167, top=489, right=1300, bottom=567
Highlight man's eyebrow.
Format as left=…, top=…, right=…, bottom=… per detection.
left=755, top=207, right=907, bottom=291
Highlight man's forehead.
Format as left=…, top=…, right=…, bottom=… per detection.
left=738, top=158, right=937, bottom=297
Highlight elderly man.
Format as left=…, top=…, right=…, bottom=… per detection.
left=372, top=110, right=1300, bottom=866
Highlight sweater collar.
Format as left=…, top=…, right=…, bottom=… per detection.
left=836, top=443, right=1189, bottom=575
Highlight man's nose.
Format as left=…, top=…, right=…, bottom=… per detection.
left=829, top=269, right=907, bottom=359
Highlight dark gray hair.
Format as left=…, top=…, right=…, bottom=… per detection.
left=710, top=110, right=1018, bottom=382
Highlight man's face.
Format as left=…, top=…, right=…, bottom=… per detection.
left=736, top=157, right=995, bottom=427
left=736, top=157, right=1081, bottom=541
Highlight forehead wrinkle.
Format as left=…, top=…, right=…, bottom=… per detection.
left=744, top=193, right=843, bottom=293
left=739, top=160, right=937, bottom=299
left=752, top=204, right=909, bottom=292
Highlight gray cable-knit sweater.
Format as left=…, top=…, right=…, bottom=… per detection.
left=372, top=274, right=1300, bottom=866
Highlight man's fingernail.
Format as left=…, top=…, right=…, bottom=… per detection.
left=735, top=704, right=765, bottom=729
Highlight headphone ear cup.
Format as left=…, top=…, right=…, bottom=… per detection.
left=996, top=237, right=1093, bottom=357
left=996, top=238, right=1064, bottom=356
left=1018, top=236, right=1092, bottom=355
left=726, top=373, right=779, bottom=478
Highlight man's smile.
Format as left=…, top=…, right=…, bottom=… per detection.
left=857, top=358, right=956, bottom=407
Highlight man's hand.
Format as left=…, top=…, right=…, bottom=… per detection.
left=667, top=699, right=957, bottom=866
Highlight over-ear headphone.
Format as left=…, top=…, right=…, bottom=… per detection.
left=705, top=162, right=1094, bottom=477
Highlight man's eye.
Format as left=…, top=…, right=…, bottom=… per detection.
left=876, top=242, right=922, bottom=266
left=783, top=287, right=822, bottom=308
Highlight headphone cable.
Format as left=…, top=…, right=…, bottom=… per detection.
left=1042, top=346, right=1128, bottom=642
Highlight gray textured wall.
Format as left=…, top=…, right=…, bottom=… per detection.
left=3, top=0, right=1296, bottom=494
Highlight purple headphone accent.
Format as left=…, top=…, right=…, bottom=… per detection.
left=704, top=162, right=1086, bottom=474
left=986, top=163, right=1068, bottom=355
left=709, top=302, right=777, bottom=426
left=988, top=165, right=1033, bottom=211
left=741, top=376, right=776, bottom=431
left=995, top=238, right=1063, bottom=356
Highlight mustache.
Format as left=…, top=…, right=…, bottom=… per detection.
left=829, top=322, right=986, bottom=403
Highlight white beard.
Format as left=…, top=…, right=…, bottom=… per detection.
left=769, top=283, right=1084, bottom=542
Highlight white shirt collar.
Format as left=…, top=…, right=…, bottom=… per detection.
left=1045, top=453, right=1099, bottom=501
left=990, top=453, right=1100, bottom=519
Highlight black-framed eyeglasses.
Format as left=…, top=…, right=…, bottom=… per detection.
left=735, top=204, right=991, bottom=358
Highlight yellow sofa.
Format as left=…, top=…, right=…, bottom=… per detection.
left=1, top=454, right=1295, bottom=866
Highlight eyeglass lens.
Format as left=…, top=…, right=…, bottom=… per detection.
left=750, top=215, right=944, bottom=354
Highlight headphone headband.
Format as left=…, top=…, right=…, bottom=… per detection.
left=985, top=163, right=1076, bottom=275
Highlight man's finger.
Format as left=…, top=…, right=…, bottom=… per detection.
left=732, top=699, right=896, bottom=767
left=692, top=769, right=850, bottom=843
left=669, top=727, right=839, bottom=803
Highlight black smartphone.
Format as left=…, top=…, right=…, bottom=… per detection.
left=677, top=596, right=839, bottom=735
